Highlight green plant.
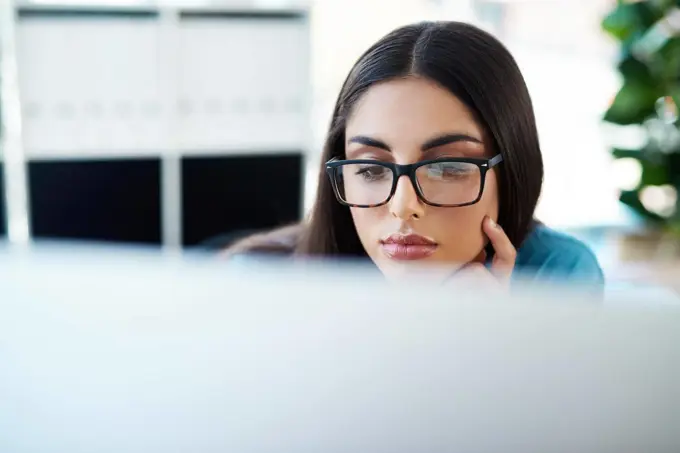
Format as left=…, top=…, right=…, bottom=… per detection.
left=602, top=0, right=680, bottom=234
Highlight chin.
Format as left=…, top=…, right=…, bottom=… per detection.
left=375, top=257, right=462, bottom=284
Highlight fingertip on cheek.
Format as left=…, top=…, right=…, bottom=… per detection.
left=483, top=215, right=502, bottom=232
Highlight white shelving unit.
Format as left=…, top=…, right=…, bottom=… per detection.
left=3, top=1, right=311, bottom=249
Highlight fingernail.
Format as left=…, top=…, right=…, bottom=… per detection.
left=488, top=217, right=497, bottom=228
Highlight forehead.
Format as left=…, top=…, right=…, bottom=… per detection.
left=345, top=77, right=483, bottom=143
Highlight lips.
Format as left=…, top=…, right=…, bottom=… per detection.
left=380, top=234, right=438, bottom=261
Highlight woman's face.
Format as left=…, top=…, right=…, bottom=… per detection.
left=344, top=77, right=499, bottom=281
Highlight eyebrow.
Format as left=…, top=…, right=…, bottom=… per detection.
left=347, top=133, right=482, bottom=152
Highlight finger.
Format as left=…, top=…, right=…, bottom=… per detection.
left=482, top=216, right=516, bottom=280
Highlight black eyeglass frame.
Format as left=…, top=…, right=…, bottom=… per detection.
left=325, top=154, right=503, bottom=208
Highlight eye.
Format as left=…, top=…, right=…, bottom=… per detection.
left=427, top=162, right=476, bottom=179
left=355, top=164, right=391, bottom=181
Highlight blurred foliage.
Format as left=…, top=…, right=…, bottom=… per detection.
left=603, top=0, right=680, bottom=233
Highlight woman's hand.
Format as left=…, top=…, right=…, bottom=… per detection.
left=450, top=216, right=517, bottom=288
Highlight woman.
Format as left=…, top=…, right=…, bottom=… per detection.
left=229, top=21, right=603, bottom=290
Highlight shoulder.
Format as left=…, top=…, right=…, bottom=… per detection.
left=515, top=224, right=604, bottom=284
left=221, top=224, right=302, bottom=258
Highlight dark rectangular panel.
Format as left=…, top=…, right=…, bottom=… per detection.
left=17, top=7, right=158, bottom=20
left=182, top=153, right=303, bottom=248
left=179, top=10, right=305, bottom=21
left=29, top=159, right=161, bottom=245
left=0, top=163, right=5, bottom=237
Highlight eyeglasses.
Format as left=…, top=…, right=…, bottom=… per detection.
left=325, top=154, right=503, bottom=208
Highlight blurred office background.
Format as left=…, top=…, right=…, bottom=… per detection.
left=1, top=0, right=679, bottom=287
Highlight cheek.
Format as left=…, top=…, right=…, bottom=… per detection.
left=481, top=171, right=500, bottom=219
left=349, top=207, right=385, bottom=245
left=434, top=173, right=499, bottom=258
left=434, top=208, right=485, bottom=250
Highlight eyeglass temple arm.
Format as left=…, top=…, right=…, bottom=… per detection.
left=488, top=154, right=503, bottom=168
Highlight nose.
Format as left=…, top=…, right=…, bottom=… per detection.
left=389, top=175, right=425, bottom=220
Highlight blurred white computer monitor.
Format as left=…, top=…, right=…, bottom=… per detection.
left=0, top=245, right=679, bottom=453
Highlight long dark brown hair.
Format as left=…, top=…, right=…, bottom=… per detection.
left=229, top=21, right=543, bottom=258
